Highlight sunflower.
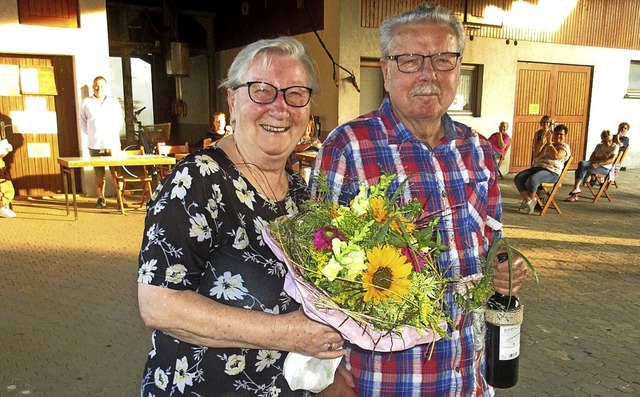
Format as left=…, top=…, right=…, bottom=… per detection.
left=362, top=245, right=412, bottom=304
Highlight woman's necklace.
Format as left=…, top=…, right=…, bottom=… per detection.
left=233, top=136, right=286, bottom=202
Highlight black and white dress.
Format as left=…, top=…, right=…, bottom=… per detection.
left=138, top=146, right=309, bottom=396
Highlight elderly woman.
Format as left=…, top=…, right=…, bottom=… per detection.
left=137, top=37, right=345, bottom=396
left=565, top=129, right=619, bottom=202
left=514, top=124, right=571, bottom=214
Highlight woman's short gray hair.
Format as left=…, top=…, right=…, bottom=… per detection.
left=219, top=36, right=319, bottom=94
left=380, top=2, right=465, bottom=57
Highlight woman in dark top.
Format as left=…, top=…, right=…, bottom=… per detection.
left=137, top=37, right=345, bottom=396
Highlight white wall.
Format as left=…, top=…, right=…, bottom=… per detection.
left=0, top=0, right=114, bottom=195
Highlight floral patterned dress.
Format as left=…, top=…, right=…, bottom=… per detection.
left=137, top=146, right=309, bottom=396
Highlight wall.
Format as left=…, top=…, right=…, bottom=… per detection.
left=0, top=0, right=114, bottom=195
left=335, top=0, right=640, bottom=169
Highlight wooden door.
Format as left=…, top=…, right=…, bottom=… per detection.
left=510, top=62, right=592, bottom=173
left=0, top=55, right=79, bottom=197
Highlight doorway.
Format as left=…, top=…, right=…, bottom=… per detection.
left=510, top=62, right=592, bottom=173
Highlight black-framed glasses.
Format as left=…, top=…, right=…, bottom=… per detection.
left=233, top=81, right=313, bottom=107
left=386, top=52, right=461, bottom=73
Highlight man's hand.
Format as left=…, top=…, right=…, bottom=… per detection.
left=492, top=253, right=528, bottom=295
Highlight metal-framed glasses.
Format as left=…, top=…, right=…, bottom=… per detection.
left=386, top=52, right=461, bottom=73
left=233, top=81, right=313, bottom=107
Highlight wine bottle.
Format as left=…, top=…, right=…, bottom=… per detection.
left=485, top=253, right=523, bottom=388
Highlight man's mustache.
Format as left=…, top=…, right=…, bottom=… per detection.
left=409, top=84, right=441, bottom=96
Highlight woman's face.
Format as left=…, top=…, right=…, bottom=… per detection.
left=552, top=129, right=566, bottom=144
left=601, top=134, right=613, bottom=145
left=228, top=54, right=311, bottom=161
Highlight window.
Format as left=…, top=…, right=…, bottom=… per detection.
left=449, top=64, right=483, bottom=117
left=625, top=61, right=640, bottom=99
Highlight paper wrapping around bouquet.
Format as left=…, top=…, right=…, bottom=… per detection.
left=263, top=228, right=447, bottom=352
left=283, top=353, right=342, bottom=393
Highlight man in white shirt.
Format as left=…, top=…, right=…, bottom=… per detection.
left=80, top=76, right=124, bottom=208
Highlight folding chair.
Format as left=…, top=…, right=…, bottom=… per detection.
left=586, top=150, right=625, bottom=203
left=497, top=145, right=510, bottom=179
left=535, top=155, right=573, bottom=216
left=113, top=147, right=153, bottom=215
left=156, top=142, right=190, bottom=179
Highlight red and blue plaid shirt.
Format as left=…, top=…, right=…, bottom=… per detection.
left=310, top=96, right=501, bottom=396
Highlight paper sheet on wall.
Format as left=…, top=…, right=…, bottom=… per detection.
left=0, top=64, right=21, bottom=96
left=10, top=111, right=58, bottom=134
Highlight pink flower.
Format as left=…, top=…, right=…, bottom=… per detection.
left=400, top=246, right=426, bottom=272
left=313, top=227, right=345, bottom=250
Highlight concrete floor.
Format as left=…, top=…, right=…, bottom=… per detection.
left=1, top=169, right=639, bottom=396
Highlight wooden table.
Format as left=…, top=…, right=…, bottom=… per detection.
left=293, top=150, right=317, bottom=167
left=58, top=155, right=176, bottom=220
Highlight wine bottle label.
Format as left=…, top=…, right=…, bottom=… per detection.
left=485, top=306, right=523, bottom=326
left=499, top=324, right=521, bottom=360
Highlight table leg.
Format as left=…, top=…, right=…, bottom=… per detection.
left=61, top=165, right=69, bottom=215
left=70, top=169, right=78, bottom=221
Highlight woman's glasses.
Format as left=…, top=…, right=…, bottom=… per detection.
left=233, top=81, right=313, bottom=107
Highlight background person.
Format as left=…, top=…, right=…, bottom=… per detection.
left=614, top=121, right=630, bottom=153
left=514, top=124, right=571, bottom=213
left=0, top=139, right=15, bottom=218
left=311, top=3, right=528, bottom=396
left=198, top=111, right=233, bottom=149
left=532, top=115, right=552, bottom=164
left=488, top=121, right=511, bottom=160
left=565, top=129, right=618, bottom=202
left=80, top=76, right=124, bottom=208
left=136, top=37, right=345, bottom=396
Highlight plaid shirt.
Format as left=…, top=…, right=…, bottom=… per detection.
left=310, top=96, right=501, bottom=396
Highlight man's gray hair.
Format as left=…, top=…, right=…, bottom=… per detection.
left=380, top=2, right=465, bottom=57
left=219, top=36, right=319, bottom=94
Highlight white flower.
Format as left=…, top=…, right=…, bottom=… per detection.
left=153, top=367, right=169, bottom=390
left=233, top=227, right=249, bottom=249
left=234, top=177, right=255, bottom=210
left=253, top=217, right=268, bottom=246
left=171, top=168, right=193, bottom=200
left=195, top=154, right=219, bottom=176
left=189, top=213, right=212, bottom=242
left=284, top=196, right=297, bottom=216
left=173, top=356, right=194, bottom=393
left=138, top=259, right=158, bottom=283
left=268, top=385, right=282, bottom=396
left=210, top=271, right=248, bottom=300
left=255, top=350, right=281, bottom=372
left=165, top=264, right=187, bottom=284
left=224, top=354, right=246, bottom=376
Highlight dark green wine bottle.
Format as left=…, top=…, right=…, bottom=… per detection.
left=485, top=253, right=523, bottom=388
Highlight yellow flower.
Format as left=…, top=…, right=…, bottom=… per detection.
left=369, top=196, right=388, bottom=224
left=390, top=214, right=415, bottom=234
left=362, top=245, right=412, bottom=304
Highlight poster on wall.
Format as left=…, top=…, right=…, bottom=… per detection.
left=10, top=110, right=58, bottom=134
left=0, top=64, right=21, bottom=96
left=19, top=66, right=58, bottom=95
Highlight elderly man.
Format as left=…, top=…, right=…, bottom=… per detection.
left=311, top=3, right=528, bottom=396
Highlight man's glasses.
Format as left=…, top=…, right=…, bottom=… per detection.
left=233, top=81, right=313, bottom=107
left=386, top=52, right=461, bottom=73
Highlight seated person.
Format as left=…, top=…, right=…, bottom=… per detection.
left=0, top=141, right=16, bottom=218
left=565, top=129, right=619, bottom=202
left=194, top=112, right=233, bottom=149
left=488, top=121, right=511, bottom=162
left=294, top=117, right=321, bottom=153
left=532, top=115, right=553, bottom=164
left=514, top=124, right=571, bottom=214
left=614, top=122, right=630, bottom=153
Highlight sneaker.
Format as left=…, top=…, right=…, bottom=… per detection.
left=0, top=206, right=16, bottom=218
left=518, top=198, right=537, bottom=214
left=96, top=197, right=107, bottom=208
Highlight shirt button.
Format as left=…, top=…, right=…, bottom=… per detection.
left=441, top=190, right=447, bottom=198
left=455, top=366, right=460, bottom=373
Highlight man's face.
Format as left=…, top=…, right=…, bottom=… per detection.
left=381, top=23, right=461, bottom=128
left=93, top=79, right=107, bottom=99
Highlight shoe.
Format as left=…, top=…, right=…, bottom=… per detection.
left=565, top=195, right=579, bottom=202
left=0, top=206, right=16, bottom=218
left=569, top=188, right=582, bottom=195
left=96, top=198, right=107, bottom=208
left=518, top=198, right=537, bottom=214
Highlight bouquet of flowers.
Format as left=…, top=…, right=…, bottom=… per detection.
left=263, top=173, right=452, bottom=353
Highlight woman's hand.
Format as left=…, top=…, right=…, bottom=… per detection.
left=491, top=253, right=528, bottom=295
left=317, top=364, right=357, bottom=397
left=279, top=310, right=346, bottom=360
